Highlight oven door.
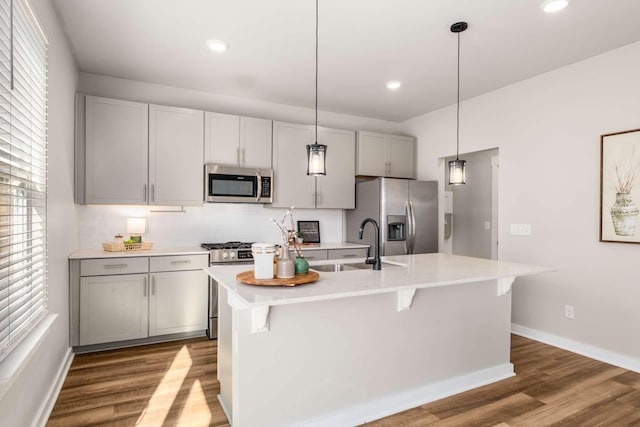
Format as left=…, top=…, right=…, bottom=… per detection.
left=208, top=260, right=254, bottom=339
left=208, top=276, right=219, bottom=339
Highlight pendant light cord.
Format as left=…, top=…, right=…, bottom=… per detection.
left=456, top=31, right=460, bottom=161
left=315, top=0, right=318, bottom=141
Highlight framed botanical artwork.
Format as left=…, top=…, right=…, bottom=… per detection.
left=297, top=221, right=320, bottom=243
left=600, top=128, right=640, bottom=243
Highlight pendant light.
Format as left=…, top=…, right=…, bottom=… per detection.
left=306, top=0, right=327, bottom=176
left=448, top=21, right=468, bottom=186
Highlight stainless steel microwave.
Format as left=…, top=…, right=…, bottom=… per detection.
left=204, top=164, right=273, bottom=203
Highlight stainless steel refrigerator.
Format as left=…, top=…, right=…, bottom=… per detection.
left=346, top=178, right=438, bottom=255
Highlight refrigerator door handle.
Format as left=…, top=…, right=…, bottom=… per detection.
left=404, top=201, right=410, bottom=254
left=409, top=200, right=417, bottom=254
left=406, top=200, right=415, bottom=254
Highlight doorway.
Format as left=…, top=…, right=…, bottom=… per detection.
left=444, top=148, right=499, bottom=259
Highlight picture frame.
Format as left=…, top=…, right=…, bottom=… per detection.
left=600, top=128, right=640, bottom=243
left=297, top=220, right=320, bottom=243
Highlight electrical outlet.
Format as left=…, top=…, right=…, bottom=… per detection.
left=484, top=221, right=491, bottom=230
left=564, top=305, right=575, bottom=319
left=510, top=224, right=532, bottom=236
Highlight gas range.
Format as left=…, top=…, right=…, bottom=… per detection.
left=202, top=241, right=255, bottom=264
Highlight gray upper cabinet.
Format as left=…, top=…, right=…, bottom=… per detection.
left=204, top=111, right=272, bottom=169
left=76, top=95, right=204, bottom=206
left=272, top=121, right=355, bottom=209
left=356, top=131, right=415, bottom=179
left=316, top=127, right=355, bottom=209
left=81, top=95, right=149, bottom=204
left=149, top=104, right=204, bottom=206
left=272, top=121, right=316, bottom=208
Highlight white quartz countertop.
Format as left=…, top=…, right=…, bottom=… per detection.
left=69, top=242, right=367, bottom=260
left=69, top=246, right=208, bottom=259
left=206, top=253, right=553, bottom=308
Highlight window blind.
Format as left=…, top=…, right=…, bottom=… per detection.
left=0, top=0, right=48, bottom=363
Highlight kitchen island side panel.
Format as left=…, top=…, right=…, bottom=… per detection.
left=228, top=279, right=512, bottom=427
left=217, top=286, right=234, bottom=422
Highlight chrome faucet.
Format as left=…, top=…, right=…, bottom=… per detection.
left=358, top=218, right=382, bottom=270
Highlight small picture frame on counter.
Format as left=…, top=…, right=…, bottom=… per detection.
left=297, top=220, right=320, bottom=243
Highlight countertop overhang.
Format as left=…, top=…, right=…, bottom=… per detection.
left=206, top=253, right=553, bottom=312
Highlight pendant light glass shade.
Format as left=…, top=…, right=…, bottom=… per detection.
left=306, top=0, right=327, bottom=176
left=448, top=159, right=466, bottom=185
left=450, top=21, right=468, bottom=186
left=306, top=142, right=327, bottom=175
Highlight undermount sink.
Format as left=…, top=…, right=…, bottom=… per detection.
left=311, top=261, right=403, bottom=272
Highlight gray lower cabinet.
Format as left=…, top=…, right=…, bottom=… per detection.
left=71, top=254, right=208, bottom=349
left=290, top=248, right=368, bottom=261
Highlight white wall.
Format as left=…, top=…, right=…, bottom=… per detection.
left=76, top=73, right=404, bottom=248
left=403, top=41, right=640, bottom=362
left=445, top=148, right=497, bottom=259
left=0, top=0, right=79, bottom=425
left=78, top=204, right=343, bottom=248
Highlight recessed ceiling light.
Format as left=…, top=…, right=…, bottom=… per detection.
left=541, top=0, right=569, bottom=13
left=206, top=39, right=230, bottom=52
left=386, top=80, right=402, bottom=90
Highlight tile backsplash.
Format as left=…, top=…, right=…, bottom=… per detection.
left=78, top=203, right=344, bottom=249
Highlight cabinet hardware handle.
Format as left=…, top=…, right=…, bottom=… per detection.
left=143, top=184, right=147, bottom=202
left=104, top=264, right=128, bottom=269
left=151, top=184, right=155, bottom=202
left=151, top=276, right=156, bottom=295
left=170, top=260, right=191, bottom=264
left=342, top=254, right=358, bottom=258
left=242, top=148, right=246, bottom=164
left=143, top=276, right=147, bottom=297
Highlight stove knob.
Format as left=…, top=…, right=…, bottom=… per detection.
left=229, top=252, right=236, bottom=259
left=222, top=252, right=228, bottom=259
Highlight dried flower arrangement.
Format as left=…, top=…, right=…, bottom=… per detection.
left=611, top=144, right=639, bottom=194
left=271, top=206, right=303, bottom=257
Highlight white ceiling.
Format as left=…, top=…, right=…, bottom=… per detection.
left=51, top=0, right=640, bottom=122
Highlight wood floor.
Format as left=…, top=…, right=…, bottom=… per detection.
left=47, top=335, right=640, bottom=426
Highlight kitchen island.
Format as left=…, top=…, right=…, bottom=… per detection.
left=206, top=253, right=551, bottom=427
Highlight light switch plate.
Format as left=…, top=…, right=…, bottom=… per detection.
left=510, top=224, right=532, bottom=236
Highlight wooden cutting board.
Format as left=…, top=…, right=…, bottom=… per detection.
left=236, top=270, right=319, bottom=287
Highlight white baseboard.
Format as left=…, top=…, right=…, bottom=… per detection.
left=511, top=323, right=640, bottom=374
left=33, top=347, right=74, bottom=427
left=217, top=394, right=232, bottom=425
left=299, top=363, right=514, bottom=427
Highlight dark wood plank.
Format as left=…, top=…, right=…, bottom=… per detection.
left=49, top=335, right=640, bottom=426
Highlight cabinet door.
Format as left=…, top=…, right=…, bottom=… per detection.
left=316, top=127, right=355, bottom=209
left=241, top=117, right=272, bottom=168
left=388, top=135, right=415, bottom=179
left=356, top=131, right=387, bottom=176
left=149, top=104, right=204, bottom=206
left=204, top=112, right=240, bottom=165
left=328, top=248, right=368, bottom=260
left=149, top=270, right=208, bottom=336
left=85, top=96, right=148, bottom=204
left=79, top=274, right=148, bottom=345
left=271, top=121, right=315, bottom=208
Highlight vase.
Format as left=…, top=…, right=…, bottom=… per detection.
left=276, top=244, right=295, bottom=278
left=610, top=192, right=639, bottom=236
left=294, top=256, right=309, bottom=274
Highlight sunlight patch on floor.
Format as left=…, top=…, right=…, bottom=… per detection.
left=175, top=379, right=212, bottom=426
left=135, top=345, right=193, bottom=426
